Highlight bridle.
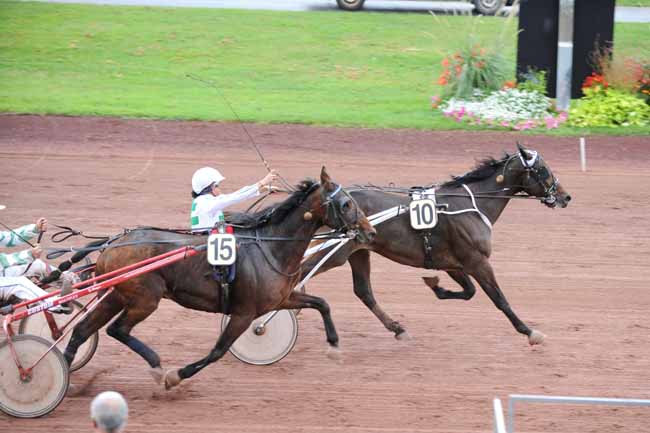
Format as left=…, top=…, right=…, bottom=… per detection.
left=302, top=183, right=364, bottom=239
left=499, top=150, right=560, bottom=206
left=517, top=151, right=559, bottom=206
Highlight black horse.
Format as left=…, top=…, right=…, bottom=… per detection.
left=301, top=145, right=571, bottom=345
left=64, top=168, right=375, bottom=389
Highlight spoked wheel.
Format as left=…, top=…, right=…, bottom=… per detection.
left=0, top=335, right=69, bottom=418
left=221, top=310, right=298, bottom=366
left=18, top=300, right=99, bottom=372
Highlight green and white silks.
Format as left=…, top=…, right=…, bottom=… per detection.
left=190, top=183, right=260, bottom=232
left=0, top=224, right=38, bottom=272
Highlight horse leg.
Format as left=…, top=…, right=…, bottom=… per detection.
left=424, top=270, right=477, bottom=300
left=106, top=295, right=164, bottom=384
left=348, top=249, right=408, bottom=340
left=64, top=291, right=123, bottom=366
left=279, top=291, right=339, bottom=347
left=469, top=260, right=544, bottom=345
left=165, top=313, right=255, bottom=390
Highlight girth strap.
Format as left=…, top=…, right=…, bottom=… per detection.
left=422, top=229, right=434, bottom=269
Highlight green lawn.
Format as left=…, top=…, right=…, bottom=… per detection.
left=618, top=0, right=650, bottom=5
left=1, top=1, right=649, bottom=135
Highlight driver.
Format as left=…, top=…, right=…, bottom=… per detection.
left=190, top=167, right=278, bottom=232
left=0, top=215, right=74, bottom=314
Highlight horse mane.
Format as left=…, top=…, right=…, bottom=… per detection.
left=441, top=153, right=511, bottom=188
left=225, top=179, right=319, bottom=228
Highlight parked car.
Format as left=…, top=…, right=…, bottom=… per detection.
left=336, top=0, right=513, bottom=16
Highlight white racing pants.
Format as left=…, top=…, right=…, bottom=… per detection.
left=0, top=259, right=58, bottom=305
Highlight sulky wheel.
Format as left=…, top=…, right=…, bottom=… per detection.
left=18, top=300, right=99, bottom=372
left=0, top=335, right=69, bottom=418
left=221, top=309, right=298, bottom=366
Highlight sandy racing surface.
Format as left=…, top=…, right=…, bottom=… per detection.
left=1, top=114, right=650, bottom=432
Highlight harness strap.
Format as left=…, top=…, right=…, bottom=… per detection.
left=438, top=184, right=493, bottom=230
left=302, top=205, right=407, bottom=259
left=422, top=230, right=434, bottom=269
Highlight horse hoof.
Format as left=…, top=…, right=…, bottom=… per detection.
left=528, top=330, right=546, bottom=345
left=149, top=367, right=164, bottom=385
left=326, top=346, right=343, bottom=362
left=164, top=369, right=182, bottom=390
left=395, top=331, right=411, bottom=341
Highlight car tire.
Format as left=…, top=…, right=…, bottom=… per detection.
left=337, top=0, right=365, bottom=11
left=472, top=0, right=505, bottom=15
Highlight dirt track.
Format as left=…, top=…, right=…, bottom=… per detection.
left=1, top=115, right=650, bottom=433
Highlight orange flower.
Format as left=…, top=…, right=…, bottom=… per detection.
left=582, top=72, right=608, bottom=90
left=438, top=76, right=448, bottom=85
left=441, top=57, right=449, bottom=67
left=503, top=80, right=516, bottom=89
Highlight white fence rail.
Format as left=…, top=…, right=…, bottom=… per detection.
left=492, top=394, right=650, bottom=433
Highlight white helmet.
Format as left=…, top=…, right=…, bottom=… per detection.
left=192, top=167, right=225, bottom=194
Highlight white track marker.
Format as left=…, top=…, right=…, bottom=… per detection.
left=579, top=137, right=587, bottom=172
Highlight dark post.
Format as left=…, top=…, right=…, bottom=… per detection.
left=517, top=0, right=616, bottom=99
left=572, top=0, right=615, bottom=97
left=516, top=0, right=559, bottom=97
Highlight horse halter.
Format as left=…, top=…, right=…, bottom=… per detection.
left=304, top=183, right=363, bottom=238
left=519, top=151, right=559, bottom=206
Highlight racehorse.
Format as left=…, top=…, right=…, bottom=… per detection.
left=301, top=144, right=571, bottom=345
left=64, top=168, right=375, bottom=389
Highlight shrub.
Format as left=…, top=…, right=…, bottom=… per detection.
left=569, top=87, right=650, bottom=127
left=438, top=44, right=508, bottom=100
left=517, top=68, right=548, bottom=95
left=634, top=61, right=650, bottom=104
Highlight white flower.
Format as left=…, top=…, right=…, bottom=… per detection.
left=441, top=88, right=553, bottom=123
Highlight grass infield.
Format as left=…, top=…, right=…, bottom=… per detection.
left=1, top=1, right=649, bottom=135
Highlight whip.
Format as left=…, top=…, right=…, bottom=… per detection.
left=186, top=73, right=295, bottom=191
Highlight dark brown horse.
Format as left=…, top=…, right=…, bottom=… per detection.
left=64, top=168, right=375, bottom=389
left=302, top=145, right=571, bottom=345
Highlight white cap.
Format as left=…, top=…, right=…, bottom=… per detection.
left=90, top=391, right=128, bottom=433
left=192, top=167, right=225, bottom=194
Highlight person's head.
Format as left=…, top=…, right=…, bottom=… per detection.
left=191, top=167, right=225, bottom=198
left=91, top=391, right=128, bottom=433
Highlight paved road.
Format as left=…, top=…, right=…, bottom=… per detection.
left=23, top=0, right=650, bottom=22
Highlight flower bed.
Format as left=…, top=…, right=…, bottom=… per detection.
left=439, top=88, right=567, bottom=130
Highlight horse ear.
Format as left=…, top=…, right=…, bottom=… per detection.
left=320, top=166, right=332, bottom=185
left=517, top=142, right=532, bottom=161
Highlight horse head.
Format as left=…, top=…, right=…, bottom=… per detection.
left=515, top=143, right=571, bottom=208
left=310, top=167, right=376, bottom=243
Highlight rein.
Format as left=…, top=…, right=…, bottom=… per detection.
left=352, top=184, right=549, bottom=201
left=50, top=224, right=110, bottom=243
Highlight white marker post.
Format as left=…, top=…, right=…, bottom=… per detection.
left=556, top=0, right=575, bottom=112
left=579, top=137, right=587, bottom=172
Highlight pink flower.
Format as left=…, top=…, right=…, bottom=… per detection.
left=500, top=121, right=510, bottom=128
left=545, top=116, right=559, bottom=129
